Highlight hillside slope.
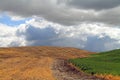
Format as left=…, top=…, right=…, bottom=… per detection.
left=0, top=46, right=100, bottom=80
left=70, top=49, right=120, bottom=80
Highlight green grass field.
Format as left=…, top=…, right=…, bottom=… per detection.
left=69, top=49, right=120, bottom=76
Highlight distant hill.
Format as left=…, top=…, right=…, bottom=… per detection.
left=69, top=49, right=120, bottom=80
left=0, top=46, right=100, bottom=80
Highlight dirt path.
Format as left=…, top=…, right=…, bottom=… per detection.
left=51, top=59, right=103, bottom=80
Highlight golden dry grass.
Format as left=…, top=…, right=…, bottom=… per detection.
left=97, top=74, right=120, bottom=80
left=0, top=46, right=92, bottom=80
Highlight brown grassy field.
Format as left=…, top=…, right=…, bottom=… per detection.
left=0, top=46, right=94, bottom=80
left=0, top=46, right=113, bottom=80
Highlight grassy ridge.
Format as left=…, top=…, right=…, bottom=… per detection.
left=69, top=49, right=120, bottom=75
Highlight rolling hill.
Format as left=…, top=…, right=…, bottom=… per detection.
left=0, top=46, right=102, bottom=80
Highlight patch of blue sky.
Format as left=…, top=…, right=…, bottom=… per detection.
left=0, top=14, right=31, bottom=26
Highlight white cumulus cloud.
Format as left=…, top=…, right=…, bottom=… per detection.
left=0, top=18, right=120, bottom=52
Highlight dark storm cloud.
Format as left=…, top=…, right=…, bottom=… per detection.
left=66, top=0, right=120, bottom=10
left=0, top=0, right=120, bottom=26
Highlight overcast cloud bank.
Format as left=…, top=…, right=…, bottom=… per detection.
left=0, top=0, right=120, bottom=26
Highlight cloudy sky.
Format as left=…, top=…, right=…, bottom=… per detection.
left=0, top=0, right=120, bottom=52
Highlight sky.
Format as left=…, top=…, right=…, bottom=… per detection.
left=0, top=0, right=120, bottom=52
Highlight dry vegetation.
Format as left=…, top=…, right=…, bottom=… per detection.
left=0, top=46, right=112, bottom=80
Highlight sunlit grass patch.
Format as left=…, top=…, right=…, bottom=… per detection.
left=69, top=49, right=120, bottom=76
